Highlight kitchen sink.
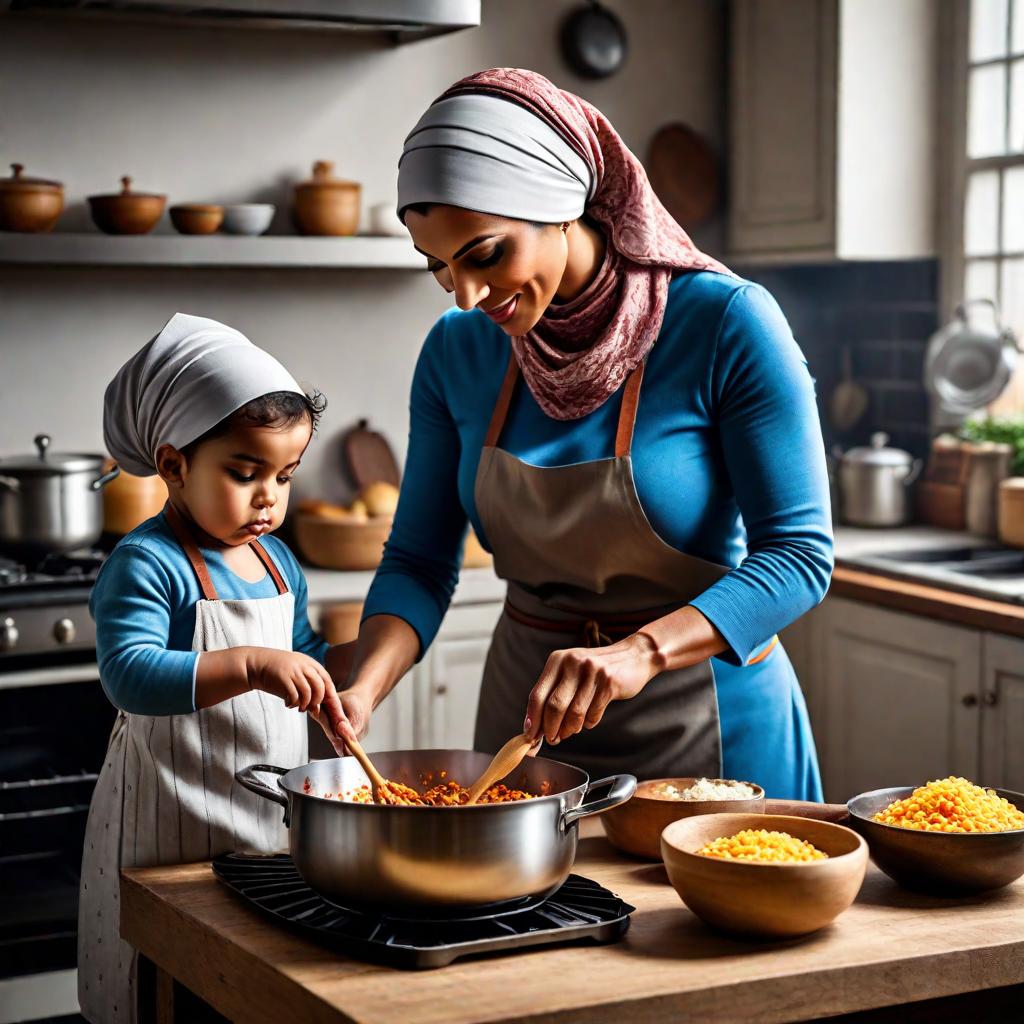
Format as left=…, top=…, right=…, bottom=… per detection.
left=844, top=542, right=1024, bottom=603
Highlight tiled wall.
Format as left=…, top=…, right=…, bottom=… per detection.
left=737, top=260, right=940, bottom=458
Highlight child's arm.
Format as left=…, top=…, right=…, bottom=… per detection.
left=92, top=543, right=340, bottom=719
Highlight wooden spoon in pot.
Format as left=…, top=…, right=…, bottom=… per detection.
left=310, top=707, right=394, bottom=805
left=464, top=733, right=538, bottom=806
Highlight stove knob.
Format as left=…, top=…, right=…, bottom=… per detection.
left=0, top=616, right=18, bottom=651
left=54, top=617, right=76, bottom=645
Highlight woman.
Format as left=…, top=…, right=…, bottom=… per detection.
left=337, top=68, right=832, bottom=799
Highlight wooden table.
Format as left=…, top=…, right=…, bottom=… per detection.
left=120, top=819, right=1024, bottom=1023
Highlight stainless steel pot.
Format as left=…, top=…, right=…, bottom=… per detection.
left=236, top=749, right=636, bottom=915
left=0, top=434, right=120, bottom=559
left=834, top=432, right=922, bottom=527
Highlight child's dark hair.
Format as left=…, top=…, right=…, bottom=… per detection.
left=181, top=389, right=326, bottom=460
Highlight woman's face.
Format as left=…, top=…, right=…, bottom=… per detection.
left=404, top=205, right=568, bottom=335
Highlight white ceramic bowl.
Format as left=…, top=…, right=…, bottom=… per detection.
left=222, top=204, right=275, bottom=236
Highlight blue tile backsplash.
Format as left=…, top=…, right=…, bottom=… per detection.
left=737, top=259, right=940, bottom=458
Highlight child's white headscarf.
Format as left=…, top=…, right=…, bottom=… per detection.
left=103, top=312, right=303, bottom=477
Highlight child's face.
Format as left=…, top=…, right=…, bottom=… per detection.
left=169, top=418, right=312, bottom=546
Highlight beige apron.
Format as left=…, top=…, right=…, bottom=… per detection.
left=77, top=508, right=307, bottom=1024
left=474, top=355, right=776, bottom=781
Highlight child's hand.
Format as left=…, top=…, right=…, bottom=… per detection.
left=245, top=649, right=333, bottom=712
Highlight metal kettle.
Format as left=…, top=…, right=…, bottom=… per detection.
left=833, top=433, right=922, bottom=527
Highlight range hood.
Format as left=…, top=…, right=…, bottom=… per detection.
left=2, top=0, right=480, bottom=40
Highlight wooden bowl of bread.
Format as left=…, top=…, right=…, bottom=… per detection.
left=294, top=482, right=398, bottom=571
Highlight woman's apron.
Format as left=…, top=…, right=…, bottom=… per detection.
left=77, top=509, right=307, bottom=1024
left=473, top=354, right=777, bottom=781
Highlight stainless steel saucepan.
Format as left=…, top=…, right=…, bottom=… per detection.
left=236, top=749, right=636, bottom=915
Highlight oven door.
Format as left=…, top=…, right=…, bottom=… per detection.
left=0, top=660, right=114, bottom=1023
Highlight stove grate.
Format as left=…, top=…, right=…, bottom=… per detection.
left=212, top=853, right=633, bottom=969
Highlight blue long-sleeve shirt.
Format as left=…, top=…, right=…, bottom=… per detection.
left=90, top=512, right=329, bottom=715
left=363, top=270, right=834, bottom=666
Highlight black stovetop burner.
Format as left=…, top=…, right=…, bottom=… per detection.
left=212, top=854, right=634, bottom=970
left=0, top=549, right=106, bottom=591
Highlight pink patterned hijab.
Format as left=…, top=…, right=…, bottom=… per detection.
left=406, top=68, right=732, bottom=421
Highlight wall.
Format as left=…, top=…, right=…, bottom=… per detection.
left=0, top=0, right=726, bottom=502
left=739, top=259, right=940, bottom=460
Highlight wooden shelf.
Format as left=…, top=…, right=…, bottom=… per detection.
left=0, top=233, right=424, bottom=270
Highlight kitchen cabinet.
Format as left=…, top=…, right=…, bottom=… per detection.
left=412, top=602, right=503, bottom=750
left=981, top=633, right=1024, bottom=794
left=787, top=593, right=1024, bottom=801
left=727, top=0, right=937, bottom=263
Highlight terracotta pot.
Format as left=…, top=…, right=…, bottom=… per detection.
left=88, top=176, right=166, bottom=235
left=293, top=160, right=360, bottom=236
left=102, top=463, right=168, bottom=536
left=998, top=478, right=1024, bottom=548
left=169, top=203, right=223, bottom=235
left=0, top=163, right=64, bottom=233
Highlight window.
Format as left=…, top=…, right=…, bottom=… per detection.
left=954, top=0, right=1024, bottom=414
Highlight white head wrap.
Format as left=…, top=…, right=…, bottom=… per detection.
left=103, top=312, right=304, bottom=477
left=397, top=94, right=595, bottom=224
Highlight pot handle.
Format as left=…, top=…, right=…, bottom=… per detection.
left=0, top=475, right=19, bottom=493
left=560, top=773, right=637, bottom=832
left=91, top=464, right=121, bottom=491
left=236, top=763, right=290, bottom=823
left=903, top=458, right=923, bottom=486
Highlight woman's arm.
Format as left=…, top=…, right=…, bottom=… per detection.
left=526, top=283, right=833, bottom=744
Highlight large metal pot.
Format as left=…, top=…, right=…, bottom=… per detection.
left=0, top=434, right=120, bottom=559
left=236, top=750, right=636, bottom=915
left=834, top=432, right=921, bottom=527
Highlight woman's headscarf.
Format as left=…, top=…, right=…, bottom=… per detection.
left=103, top=312, right=304, bottom=476
left=397, top=67, right=732, bottom=421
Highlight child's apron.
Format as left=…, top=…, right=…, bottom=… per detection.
left=473, top=354, right=777, bottom=781
left=77, top=508, right=306, bottom=1024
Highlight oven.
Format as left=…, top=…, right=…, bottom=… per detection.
left=0, top=555, right=114, bottom=1024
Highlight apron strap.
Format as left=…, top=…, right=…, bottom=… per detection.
left=483, top=352, right=646, bottom=456
left=250, top=540, right=289, bottom=595
left=163, top=503, right=220, bottom=602
left=614, top=360, right=646, bottom=458
left=483, top=351, right=520, bottom=449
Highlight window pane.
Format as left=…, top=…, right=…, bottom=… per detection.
left=1012, top=58, right=1024, bottom=150
left=969, top=64, right=1008, bottom=156
left=966, top=170, right=1001, bottom=254
left=1014, top=0, right=1024, bottom=52
left=972, top=0, right=1009, bottom=61
left=965, top=259, right=999, bottom=305
left=1002, top=256, right=1024, bottom=330
left=1005, top=166, right=1024, bottom=250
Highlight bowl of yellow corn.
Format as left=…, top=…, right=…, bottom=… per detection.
left=847, top=778, right=1024, bottom=895
left=660, top=812, right=868, bottom=938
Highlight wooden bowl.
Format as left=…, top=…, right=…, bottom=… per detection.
left=661, top=813, right=868, bottom=939
left=847, top=786, right=1024, bottom=895
left=293, top=160, right=360, bottom=236
left=0, top=163, right=64, bottom=233
left=170, top=204, right=223, bottom=235
left=293, top=512, right=392, bottom=570
left=88, top=176, right=165, bottom=235
left=601, top=778, right=765, bottom=859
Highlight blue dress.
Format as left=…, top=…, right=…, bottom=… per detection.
left=365, top=271, right=832, bottom=800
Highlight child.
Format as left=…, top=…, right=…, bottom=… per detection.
left=78, top=312, right=352, bottom=1024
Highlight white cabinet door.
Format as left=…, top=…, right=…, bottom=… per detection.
left=361, top=680, right=415, bottom=754
left=728, top=0, right=838, bottom=256
left=981, top=633, right=1024, bottom=793
left=416, top=602, right=503, bottom=750
left=822, top=597, right=981, bottom=802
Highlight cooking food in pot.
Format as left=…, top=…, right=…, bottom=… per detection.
left=697, top=828, right=829, bottom=863
left=872, top=776, right=1024, bottom=833
left=303, top=771, right=543, bottom=805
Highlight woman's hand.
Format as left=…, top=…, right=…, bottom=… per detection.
left=524, top=633, right=664, bottom=745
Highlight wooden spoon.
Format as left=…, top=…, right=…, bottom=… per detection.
left=344, top=735, right=395, bottom=805
left=464, top=733, right=537, bottom=806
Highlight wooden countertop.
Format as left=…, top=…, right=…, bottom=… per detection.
left=121, top=819, right=1024, bottom=1024
left=831, top=561, right=1024, bottom=638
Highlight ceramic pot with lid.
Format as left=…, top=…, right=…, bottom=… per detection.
left=835, top=432, right=922, bottom=527
left=293, top=161, right=361, bottom=236
left=0, top=163, right=64, bottom=233
left=0, top=435, right=120, bottom=560
left=88, top=176, right=166, bottom=235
